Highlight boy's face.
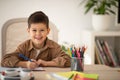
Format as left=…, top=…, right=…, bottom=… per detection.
left=27, top=23, right=50, bottom=46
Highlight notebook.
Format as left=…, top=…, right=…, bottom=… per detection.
left=46, top=71, right=99, bottom=80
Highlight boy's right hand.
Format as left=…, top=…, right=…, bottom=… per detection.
left=26, top=59, right=38, bottom=69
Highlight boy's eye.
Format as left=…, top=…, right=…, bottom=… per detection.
left=32, top=29, right=45, bottom=32
left=40, top=29, right=44, bottom=31
left=33, top=30, right=37, bottom=32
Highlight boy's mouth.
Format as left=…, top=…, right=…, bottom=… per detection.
left=35, top=37, right=43, bottom=40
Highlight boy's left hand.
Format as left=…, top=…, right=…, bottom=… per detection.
left=37, top=59, right=47, bottom=67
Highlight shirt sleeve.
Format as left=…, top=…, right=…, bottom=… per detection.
left=51, top=45, right=71, bottom=67
left=1, top=44, right=25, bottom=67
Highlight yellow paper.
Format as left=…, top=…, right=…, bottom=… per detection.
left=47, top=71, right=99, bottom=80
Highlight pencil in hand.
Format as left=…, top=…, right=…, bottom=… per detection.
left=18, top=53, right=32, bottom=62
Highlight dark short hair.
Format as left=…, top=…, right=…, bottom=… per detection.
left=28, top=11, right=49, bottom=28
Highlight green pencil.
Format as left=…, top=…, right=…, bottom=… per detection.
left=68, top=74, right=74, bottom=80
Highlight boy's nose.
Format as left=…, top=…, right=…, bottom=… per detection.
left=36, top=31, right=41, bottom=35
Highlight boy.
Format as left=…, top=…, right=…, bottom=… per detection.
left=1, top=11, right=71, bottom=69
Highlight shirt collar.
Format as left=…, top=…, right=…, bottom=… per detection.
left=45, top=38, right=54, bottom=48
left=28, top=40, right=34, bottom=51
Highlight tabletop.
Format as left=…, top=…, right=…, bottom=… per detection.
left=32, top=65, right=120, bottom=80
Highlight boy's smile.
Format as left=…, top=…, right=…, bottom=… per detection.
left=27, top=23, right=50, bottom=49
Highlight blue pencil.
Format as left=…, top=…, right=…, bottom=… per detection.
left=18, top=53, right=32, bottom=62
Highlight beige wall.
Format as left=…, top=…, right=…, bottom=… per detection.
left=0, top=0, right=92, bottom=54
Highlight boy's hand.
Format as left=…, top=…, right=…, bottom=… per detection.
left=37, top=59, right=47, bottom=67
left=26, top=59, right=38, bottom=69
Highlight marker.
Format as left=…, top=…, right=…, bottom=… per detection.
left=67, top=48, right=72, bottom=57
left=68, top=74, right=74, bottom=80
left=76, top=49, right=80, bottom=58
left=18, top=53, right=32, bottom=62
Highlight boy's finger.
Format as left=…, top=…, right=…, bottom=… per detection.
left=31, top=59, right=36, bottom=62
left=31, top=60, right=39, bottom=67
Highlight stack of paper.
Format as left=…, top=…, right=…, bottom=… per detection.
left=46, top=71, right=99, bottom=80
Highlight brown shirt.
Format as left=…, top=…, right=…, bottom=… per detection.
left=1, top=38, right=71, bottom=67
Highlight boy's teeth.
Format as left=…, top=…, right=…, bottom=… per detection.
left=35, top=37, right=42, bottom=40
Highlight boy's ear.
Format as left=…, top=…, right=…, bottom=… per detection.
left=27, top=28, right=30, bottom=33
left=47, top=28, right=50, bottom=34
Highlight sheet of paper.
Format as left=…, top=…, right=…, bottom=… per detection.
left=0, top=67, right=44, bottom=72
left=31, top=67, right=45, bottom=71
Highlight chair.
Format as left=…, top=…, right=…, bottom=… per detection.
left=1, top=18, right=59, bottom=58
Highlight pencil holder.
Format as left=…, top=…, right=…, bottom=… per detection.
left=71, top=57, right=84, bottom=72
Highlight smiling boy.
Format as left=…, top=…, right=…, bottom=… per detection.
left=1, top=11, right=71, bottom=69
